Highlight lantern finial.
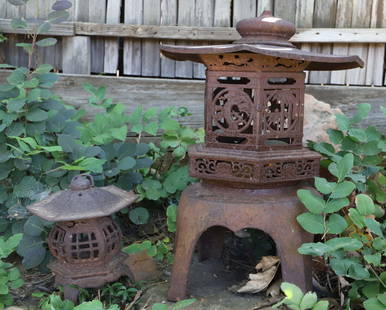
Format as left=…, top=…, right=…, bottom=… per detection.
left=235, top=11, right=296, bottom=46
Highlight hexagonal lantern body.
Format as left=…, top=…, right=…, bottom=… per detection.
left=161, top=11, right=363, bottom=187
left=27, top=174, right=137, bottom=289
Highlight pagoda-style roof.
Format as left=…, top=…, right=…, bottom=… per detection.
left=160, top=11, right=363, bottom=71
left=27, top=174, right=137, bottom=222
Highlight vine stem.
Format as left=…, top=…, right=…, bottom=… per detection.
left=27, top=32, right=38, bottom=73
left=369, top=264, right=386, bottom=289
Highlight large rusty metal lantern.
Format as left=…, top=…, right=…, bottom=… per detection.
left=27, top=174, right=137, bottom=295
left=161, top=11, right=363, bottom=301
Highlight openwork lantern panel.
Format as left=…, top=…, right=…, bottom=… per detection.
left=205, top=70, right=305, bottom=151
left=48, top=217, right=122, bottom=265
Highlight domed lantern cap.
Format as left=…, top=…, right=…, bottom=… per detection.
left=27, top=174, right=138, bottom=222
left=160, top=11, right=364, bottom=71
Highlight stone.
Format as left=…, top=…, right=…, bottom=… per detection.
left=303, top=94, right=342, bottom=145
left=124, top=250, right=161, bottom=282
left=5, top=307, right=26, bottom=310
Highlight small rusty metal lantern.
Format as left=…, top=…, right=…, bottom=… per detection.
left=161, top=11, right=363, bottom=301
left=27, top=174, right=137, bottom=296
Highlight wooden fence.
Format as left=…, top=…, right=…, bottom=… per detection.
left=1, top=0, right=386, bottom=86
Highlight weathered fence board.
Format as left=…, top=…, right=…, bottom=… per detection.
left=175, top=0, right=195, bottom=78
left=123, top=0, right=143, bottom=75
left=104, top=0, right=121, bottom=74
left=160, top=0, right=177, bottom=77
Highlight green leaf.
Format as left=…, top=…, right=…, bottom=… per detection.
left=314, top=177, right=336, bottom=194
left=7, top=68, right=26, bottom=85
left=117, top=156, right=136, bottom=170
left=330, top=181, right=355, bottom=199
left=129, top=207, right=149, bottom=225
left=122, top=240, right=152, bottom=254
left=161, top=118, right=180, bottom=132
left=77, top=158, right=106, bottom=173
left=364, top=253, right=381, bottom=266
left=349, top=208, right=365, bottom=228
left=312, top=300, right=329, bottom=310
left=151, top=303, right=168, bottom=310
left=364, top=297, right=386, bottom=310
left=10, top=278, right=24, bottom=289
left=298, top=242, right=330, bottom=256
left=26, top=108, right=49, bottom=122
left=325, top=237, right=362, bottom=252
left=16, top=42, right=33, bottom=54
left=36, top=22, right=51, bottom=34
left=36, top=38, right=58, bottom=47
left=110, top=125, right=128, bottom=141
left=348, top=128, right=367, bottom=142
left=174, top=298, right=197, bottom=309
left=0, top=283, right=8, bottom=295
left=4, top=234, right=22, bottom=255
left=11, top=18, right=27, bottom=29
left=144, top=122, right=158, bottom=135
left=364, top=218, right=383, bottom=237
left=24, top=215, right=45, bottom=236
left=351, top=103, right=371, bottom=123
left=355, top=194, right=375, bottom=215
left=330, top=153, right=354, bottom=182
left=74, top=300, right=104, bottom=310
left=296, top=213, right=325, bottom=234
left=299, top=292, right=317, bottom=309
left=326, top=214, right=347, bottom=234
left=281, top=282, right=303, bottom=305
left=48, top=10, right=70, bottom=23
left=7, top=98, right=26, bottom=112
left=372, top=237, right=386, bottom=250
left=297, top=189, right=325, bottom=214
left=35, top=64, right=53, bottom=74
left=327, top=129, right=344, bottom=144
left=336, top=114, right=350, bottom=131
left=325, top=198, right=349, bottom=213
left=17, top=235, right=46, bottom=269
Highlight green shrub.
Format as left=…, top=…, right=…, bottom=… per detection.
left=297, top=104, right=385, bottom=309
left=1, top=0, right=203, bottom=271
left=0, top=233, right=24, bottom=308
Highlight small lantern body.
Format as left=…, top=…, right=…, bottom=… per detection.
left=47, top=217, right=125, bottom=287
left=27, top=174, right=137, bottom=289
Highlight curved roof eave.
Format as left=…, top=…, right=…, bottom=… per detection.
left=160, top=44, right=364, bottom=71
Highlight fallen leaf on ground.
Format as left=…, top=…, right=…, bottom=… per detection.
left=229, top=256, right=280, bottom=294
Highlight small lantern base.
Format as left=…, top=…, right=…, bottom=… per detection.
left=49, top=252, right=128, bottom=288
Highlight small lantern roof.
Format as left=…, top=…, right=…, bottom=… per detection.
left=161, top=11, right=363, bottom=71
left=27, top=174, right=137, bottom=222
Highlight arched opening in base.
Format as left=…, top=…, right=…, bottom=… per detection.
left=186, top=226, right=279, bottom=299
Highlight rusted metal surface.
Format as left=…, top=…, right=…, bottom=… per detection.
left=27, top=174, right=137, bottom=299
left=163, top=11, right=362, bottom=301
left=27, top=173, right=137, bottom=221
left=168, top=183, right=313, bottom=300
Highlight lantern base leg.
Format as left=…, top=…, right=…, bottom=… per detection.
left=63, top=285, right=79, bottom=303
left=167, top=182, right=313, bottom=301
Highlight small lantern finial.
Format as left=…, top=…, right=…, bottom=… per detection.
left=70, top=174, right=94, bottom=191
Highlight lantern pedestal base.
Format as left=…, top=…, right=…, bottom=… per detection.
left=167, top=182, right=313, bottom=301
left=49, top=252, right=128, bottom=289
